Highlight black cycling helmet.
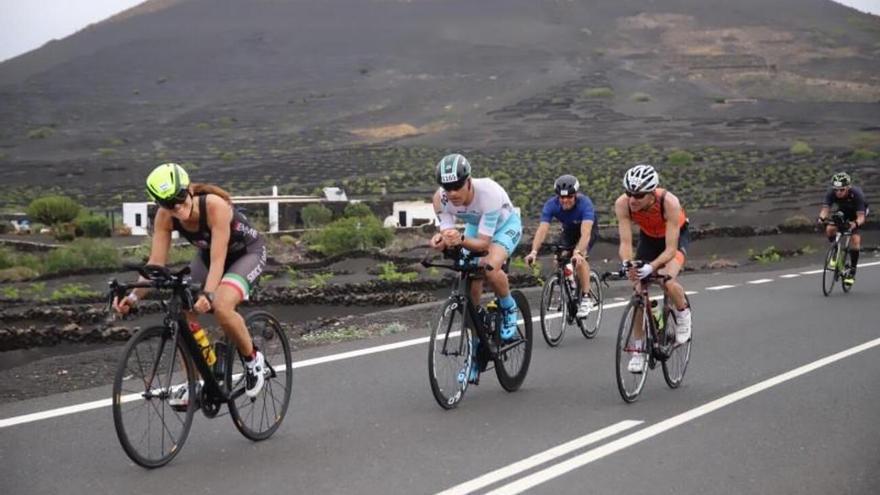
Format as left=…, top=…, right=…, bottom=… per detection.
left=436, top=153, right=471, bottom=191
left=554, top=174, right=580, bottom=197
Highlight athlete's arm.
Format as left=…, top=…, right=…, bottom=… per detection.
left=529, top=222, right=551, bottom=256
left=575, top=220, right=593, bottom=257
left=653, top=193, right=682, bottom=270
left=614, top=195, right=634, bottom=262
left=431, top=189, right=454, bottom=250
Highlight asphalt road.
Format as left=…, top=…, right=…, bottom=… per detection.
left=2, top=258, right=879, bottom=495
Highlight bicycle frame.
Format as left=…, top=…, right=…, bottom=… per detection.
left=628, top=278, right=674, bottom=363
left=109, top=268, right=245, bottom=408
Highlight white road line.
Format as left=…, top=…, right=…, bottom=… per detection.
left=706, top=284, right=737, bottom=291
left=747, top=279, right=773, bottom=285
left=484, top=337, right=880, bottom=495
left=779, top=274, right=801, bottom=279
left=435, top=420, right=643, bottom=495
left=684, top=291, right=699, bottom=295
left=800, top=269, right=824, bottom=275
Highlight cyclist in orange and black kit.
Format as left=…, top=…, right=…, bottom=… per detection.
left=614, top=164, right=691, bottom=373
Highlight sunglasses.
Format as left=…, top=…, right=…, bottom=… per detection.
left=626, top=191, right=649, bottom=199
left=153, top=189, right=189, bottom=209
left=441, top=181, right=468, bottom=192
left=833, top=187, right=847, bottom=192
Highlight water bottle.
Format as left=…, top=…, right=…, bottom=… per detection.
left=189, top=321, right=217, bottom=366
left=564, top=262, right=577, bottom=292
left=651, top=301, right=664, bottom=333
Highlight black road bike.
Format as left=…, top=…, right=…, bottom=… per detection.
left=821, top=212, right=856, bottom=296
left=424, top=248, right=533, bottom=409
left=603, top=261, right=692, bottom=403
left=108, top=264, right=292, bottom=468
left=538, top=243, right=604, bottom=347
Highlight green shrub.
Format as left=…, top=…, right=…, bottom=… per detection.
left=27, top=196, right=82, bottom=226
left=0, top=266, right=39, bottom=282
left=77, top=214, right=111, bottom=238
left=790, top=141, right=813, bottom=155
left=781, top=214, right=813, bottom=229
left=583, top=87, right=614, bottom=98
left=309, top=216, right=393, bottom=256
left=377, top=262, right=418, bottom=282
left=1, top=286, right=20, bottom=299
left=301, top=204, right=334, bottom=228
left=851, top=148, right=878, bottom=161
left=308, top=272, right=333, bottom=288
left=748, top=246, right=782, bottom=264
left=46, top=239, right=120, bottom=273
left=279, top=234, right=297, bottom=245
left=27, top=127, right=55, bottom=139
left=50, top=283, right=100, bottom=301
left=53, top=222, right=77, bottom=242
left=343, top=202, right=374, bottom=218
left=667, top=149, right=694, bottom=166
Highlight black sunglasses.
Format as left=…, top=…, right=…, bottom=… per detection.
left=833, top=187, right=847, bottom=192
left=441, top=181, right=468, bottom=192
left=153, top=189, right=189, bottom=209
left=625, top=191, right=648, bottom=199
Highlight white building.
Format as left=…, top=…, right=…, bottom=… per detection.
left=383, top=201, right=437, bottom=228
left=122, top=186, right=348, bottom=235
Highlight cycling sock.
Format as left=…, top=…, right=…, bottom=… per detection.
left=499, top=294, right=516, bottom=310
left=244, top=349, right=257, bottom=362
left=849, top=249, right=860, bottom=272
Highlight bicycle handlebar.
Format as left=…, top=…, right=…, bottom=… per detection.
left=420, top=247, right=494, bottom=273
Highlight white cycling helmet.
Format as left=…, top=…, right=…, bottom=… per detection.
left=623, top=164, right=659, bottom=194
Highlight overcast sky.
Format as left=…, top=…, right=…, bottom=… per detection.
left=0, top=0, right=878, bottom=63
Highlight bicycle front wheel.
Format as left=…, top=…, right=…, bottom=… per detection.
left=662, top=296, right=692, bottom=389
left=539, top=277, right=567, bottom=347
left=227, top=311, right=293, bottom=441
left=112, top=325, right=196, bottom=468
left=578, top=270, right=604, bottom=339
left=428, top=299, right=473, bottom=409
left=821, top=244, right=838, bottom=296
left=495, top=290, right=533, bottom=392
left=615, top=301, right=648, bottom=403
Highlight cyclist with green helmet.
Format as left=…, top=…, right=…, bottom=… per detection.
left=113, top=163, right=268, bottom=403
left=818, top=171, right=869, bottom=288
left=430, top=153, right=523, bottom=383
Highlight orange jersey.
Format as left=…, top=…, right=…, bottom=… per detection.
left=629, top=189, right=686, bottom=238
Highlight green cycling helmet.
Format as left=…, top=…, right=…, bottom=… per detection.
left=831, top=171, right=851, bottom=188
left=146, top=163, right=190, bottom=206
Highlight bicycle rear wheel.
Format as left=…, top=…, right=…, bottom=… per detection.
left=112, top=325, right=196, bottom=468
left=539, top=277, right=567, bottom=347
left=495, top=290, right=533, bottom=392
left=662, top=296, right=692, bottom=389
left=578, top=270, right=604, bottom=339
left=428, top=299, right=473, bottom=409
left=227, top=311, right=293, bottom=441
left=821, top=243, right=838, bottom=296
left=615, top=301, right=648, bottom=403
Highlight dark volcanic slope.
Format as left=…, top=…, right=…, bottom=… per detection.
left=0, top=0, right=878, bottom=205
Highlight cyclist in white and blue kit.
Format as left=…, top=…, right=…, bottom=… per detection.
left=430, top=154, right=523, bottom=381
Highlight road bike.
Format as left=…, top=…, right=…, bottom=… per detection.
left=108, top=264, right=292, bottom=468
left=423, top=248, right=533, bottom=409
left=821, top=212, right=856, bottom=296
left=538, top=242, right=603, bottom=347
left=603, top=261, right=692, bottom=403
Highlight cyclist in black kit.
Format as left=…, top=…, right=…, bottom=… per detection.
left=818, top=171, right=869, bottom=288
left=114, top=163, right=268, bottom=404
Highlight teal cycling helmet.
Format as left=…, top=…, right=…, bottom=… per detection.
left=435, top=153, right=471, bottom=191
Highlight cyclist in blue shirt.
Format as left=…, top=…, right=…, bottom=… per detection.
left=525, top=175, right=598, bottom=318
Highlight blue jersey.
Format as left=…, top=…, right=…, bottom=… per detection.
left=540, top=193, right=597, bottom=232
